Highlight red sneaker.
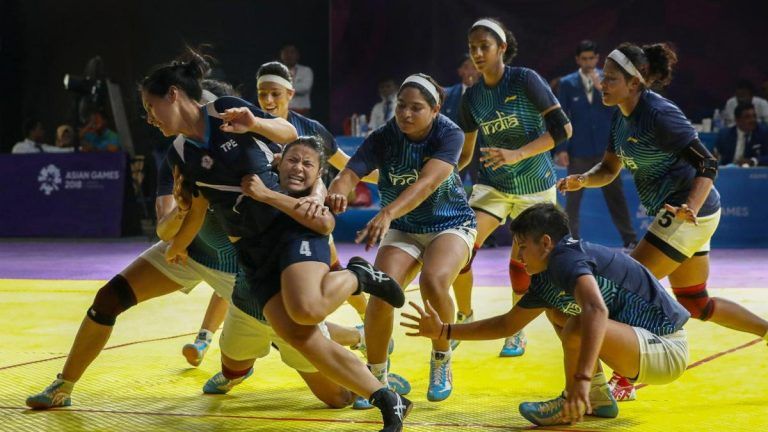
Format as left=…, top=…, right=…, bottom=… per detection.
left=608, top=371, right=637, bottom=401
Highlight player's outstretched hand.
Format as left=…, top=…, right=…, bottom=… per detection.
left=400, top=300, right=445, bottom=339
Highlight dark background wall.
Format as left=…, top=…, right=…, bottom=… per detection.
left=2, top=0, right=767, bottom=149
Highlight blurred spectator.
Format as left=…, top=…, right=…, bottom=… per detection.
left=279, top=44, right=313, bottom=115
left=556, top=40, right=637, bottom=248
left=441, top=55, right=480, bottom=123
left=55, top=125, right=75, bottom=149
left=12, top=118, right=73, bottom=153
left=723, top=80, right=768, bottom=126
left=714, top=103, right=768, bottom=167
left=368, top=77, right=397, bottom=131
left=80, top=111, right=121, bottom=152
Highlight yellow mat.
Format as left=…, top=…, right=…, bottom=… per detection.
left=1, top=279, right=766, bottom=431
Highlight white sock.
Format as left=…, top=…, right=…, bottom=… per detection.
left=197, top=329, right=214, bottom=342
left=369, top=362, right=388, bottom=385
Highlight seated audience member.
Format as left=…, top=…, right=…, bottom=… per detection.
left=723, top=80, right=768, bottom=126
left=714, top=103, right=768, bottom=167
left=12, top=118, right=73, bottom=153
left=367, top=77, right=397, bottom=131
left=80, top=111, right=121, bottom=152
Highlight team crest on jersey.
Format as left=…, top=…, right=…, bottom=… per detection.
left=615, top=147, right=638, bottom=170
left=480, top=111, right=519, bottom=136
left=201, top=155, right=214, bottom=170
left=504, top=95, right=517, bottom=103
left=220, top=139, right=238, bottom=152
left=388, top=168, right=419, bottom=186
left=561, top=300, right=582, bottom=316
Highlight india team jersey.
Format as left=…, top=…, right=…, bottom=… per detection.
left=459, top=66, right=558, bottom=195
left=287, top=111, right=339, bottom=157
left=609, top=90, right=720, bottom=217
left=346, top=114, right=476, bottom=234
left=166, top=96, right=282, bottom=239
left=518, top=237, right=690, bottom=336
left=157, top=154, right=239, bottom=274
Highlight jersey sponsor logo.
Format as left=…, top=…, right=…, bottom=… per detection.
left=388, top=168, right=419, bottom=186
left=627, top=137, right=639, bottom=143
left=201, top=155, right=214, bottom=170
left=220, top=139, right=239, bottom=152
left=37, top=164, right=62, bottom=195
left=480, top=111, right=520, bottom=136
left=615, top=147, right=638, bottom=170
left=505, top=95, right=518, bottom=103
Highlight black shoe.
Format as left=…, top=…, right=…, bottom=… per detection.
left=370, top=388, right=412, bottom=432
left=347, top=257, right=405, bottom=308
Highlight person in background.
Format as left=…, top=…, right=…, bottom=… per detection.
left=279, top=44, right=313, bottom=116
left=55, top=125, right=76, bottom=149
left=80, top=111, right=121, bottom=152
left=714, top=103, right=768, bottom=167
left=368, top=77, right=397, bottom=131
left=556, top=40, right=637, bottom=249
left=441, top=55, right=480, bottom=123
left=722, top=80, right=768, bottom=127
left=12, top=118, right=73, bottom=153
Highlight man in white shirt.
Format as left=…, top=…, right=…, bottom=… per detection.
left=368, top=77, right=397, bottom=131
left=723, top=80, right=768, bottom=126
left=714, top=103, right=768, bottom=166
left=12, top=119, right=73, bottom=154
left=280, top=44, right=313, bottom=115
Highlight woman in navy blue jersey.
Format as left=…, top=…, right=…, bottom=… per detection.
left=329, top=73, right=477, bottom=405
left=558, top=42, right=768, bottom=400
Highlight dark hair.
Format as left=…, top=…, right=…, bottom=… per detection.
left=256, top=61, right=293, bottom=84
left=282, top=136, right=327, bottom=173
left=398, top=73, right=445, bottom=108
left=457, top=53, right=472, bottom=69
left=735, top=102, right=756, bottom=119
left=468, top=18, right=518, bottom=64
left=202, top=79, right=237, bottom=98
left=611, top=42, right=678, bottom=88
left=141, top=46, right=213, bottom=101
left=23, top=117, right=42, bottom=137
left=736, top=79, right=755, bottom=93
left=576, top=39, right=598, bottom=56
left=509, top=203, right=570, bottom=244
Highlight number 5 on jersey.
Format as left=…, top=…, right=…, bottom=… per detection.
left=299, top=241, right=312, bottom=257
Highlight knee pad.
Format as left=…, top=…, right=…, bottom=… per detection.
left=87, top=274, right=138, bottom=326
left=459, top=244, right=481, bottom=274
left=672, top=283, right=714, bottom=321
left=509, top=259, right=530, bottom=294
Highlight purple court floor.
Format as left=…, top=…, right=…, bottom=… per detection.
left=0, top=239, right=765, bottom=288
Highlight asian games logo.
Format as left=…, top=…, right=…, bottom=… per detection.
left=38, top=164, right=62, bottom=195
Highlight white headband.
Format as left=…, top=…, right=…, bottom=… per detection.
left=607, top=49, right=646, bottom=85
left=257, top=74, right=294, bottom=90
left=472, top=19, right=507, bottom=43
left=401, top=75, right=440, bottom=104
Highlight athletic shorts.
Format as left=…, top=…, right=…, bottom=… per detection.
left=630, top=328, right=689, bottom=385
left=645, top=208, right=721, bottom=262
left=219, top=305, right=324, bottom=373
left=237, top=234, right=331, bottom=310
left=139, top=241, right=233, bottom=302
left=380, top=225, right=477, bottom=266
left=469, top=184, right=557, bottom=222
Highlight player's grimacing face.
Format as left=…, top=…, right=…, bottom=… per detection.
left=395, top=87, right=438, bottom=138
left=468, top=29, right=505, bottom=73
left=257, top=81, right=294, bottom=119
left=515, top=235, right=550, bottom=275
left=278, top=144, right=321, bottom=195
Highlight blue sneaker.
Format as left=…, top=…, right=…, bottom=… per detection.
left=499, top=331, right=526, bottom=357
left=203, top=368, right=253, bottom=394
left=426, top=352, right=452, bottom=402
left=590, top=383, right=619, bottom=418
left=26, top=375, right=74, bottom=409
left=519, top=393, right=566, bottom=426
left=352, top=372, right=411, bottom=409
left=182, top=337, right=211, bottom=367
left=450, top=311, right=474, bottom=351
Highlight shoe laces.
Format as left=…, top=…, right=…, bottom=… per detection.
left=535, top=396, right=564, bottom=415
left=505, top=334, right=521, bottom=349
left=430, top=359, right=448, bottom=387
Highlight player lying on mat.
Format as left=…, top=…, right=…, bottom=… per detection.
left=402, top=203, right=691, bottom=426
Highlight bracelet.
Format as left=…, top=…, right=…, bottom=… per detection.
left=446, top=324, right=452, bottom=340
left=573, top=372, right=592, bottom=382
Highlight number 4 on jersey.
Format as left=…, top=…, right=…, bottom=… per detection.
left=299, top=241, right=312, bottom=256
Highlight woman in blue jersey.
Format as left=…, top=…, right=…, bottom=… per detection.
left=329, top=73, right=477, bottom=404
left=558, top=42, right=768, bottom=399
left=452, top=18, right=572, bottom=357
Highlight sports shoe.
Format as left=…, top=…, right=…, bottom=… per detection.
left=608, top=371, right=637, bottom=401
left=347, top=257, right=404, bottom=308
left=203, top=368, right=253, bottom=394
left=370, top=388, right=412, bottom=432
left=182, top=336, right=211, bottom=367
left=450, top=311, right=474, bottom=351
left=427, top=352, right=452, bottom=402
left=519, top=393, right=566, bottom=426
left=499, top=331, right=526, bottom=357
left=352, top=372, right=412, bottom=409
left=26, top=375, right=74, bottom=409
left=590, top=383, right=619, bottom=418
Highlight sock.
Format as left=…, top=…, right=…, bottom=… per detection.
left=369, top=362, right=388, bottom=385
left=221, top=364, right=251, bottom=380
left=55, top=373, right=75, bottom=393
left=197, top=329, right=214, bottom=342
left=432, top=349, right=452, bottom=362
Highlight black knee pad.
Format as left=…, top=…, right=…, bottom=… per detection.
left=87, top=274, right=138, bottom=326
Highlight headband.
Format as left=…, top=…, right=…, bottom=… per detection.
left=607, top=49, right=646, bottom=85
left=472, top=19, right=507, bottom=43
left=401, top=75, right=440, bottom=104
left=257, top=74, right=294, bottom=90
